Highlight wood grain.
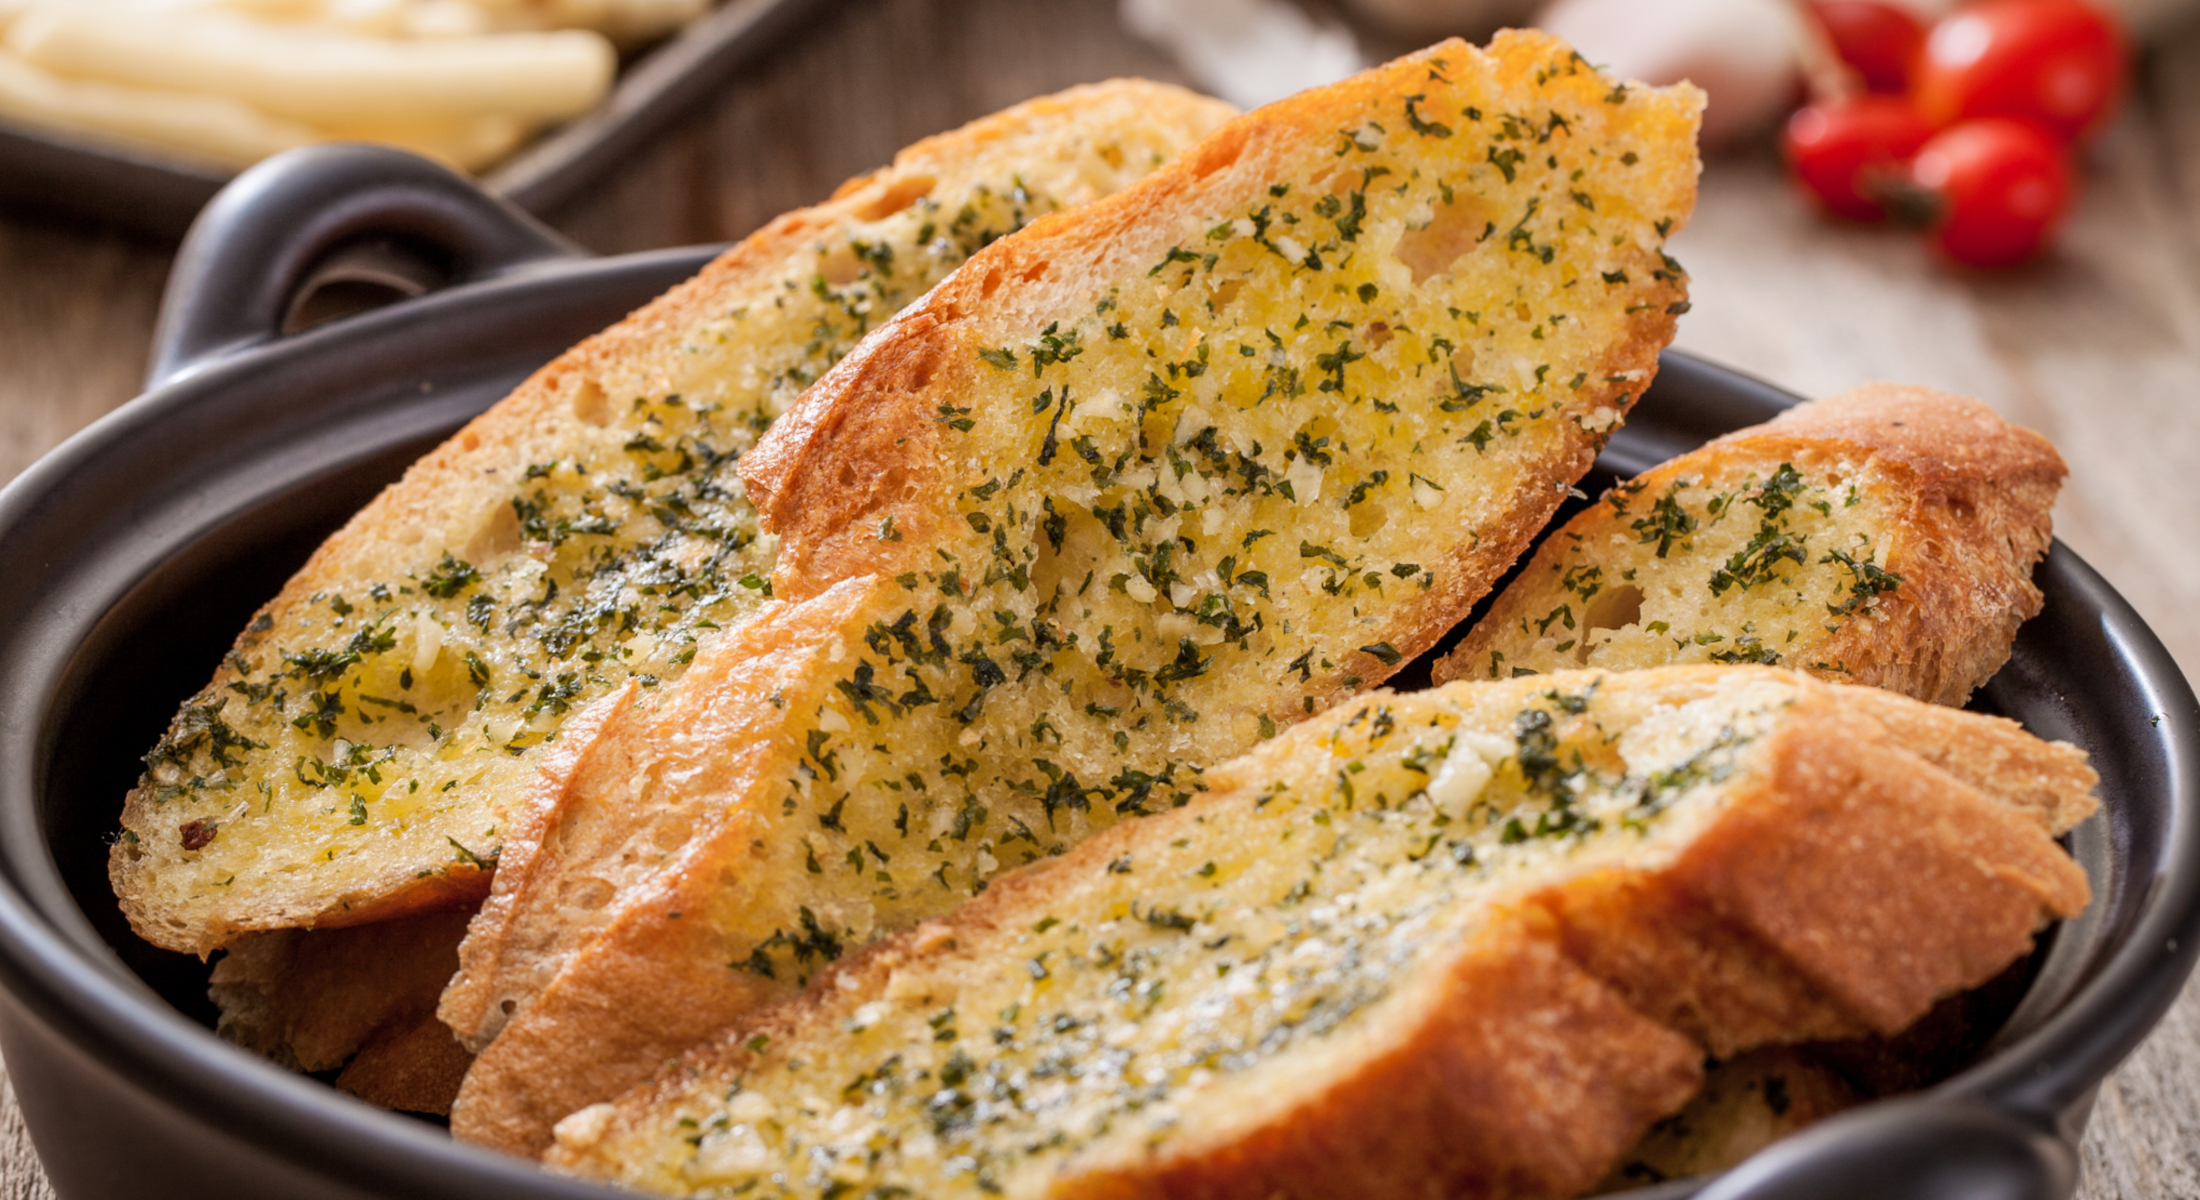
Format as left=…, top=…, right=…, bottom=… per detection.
left=0, top=0, right=2195, bottom=1196
left=0, top=218, right=167, bottom=486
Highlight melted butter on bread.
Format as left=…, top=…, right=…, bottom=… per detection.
left=545, top=666, right=2092, bottom=1200
left=1437, top=384, right=2064, bottom=706
left=111, top=80, right=1237, bottom=957
left=446, top=31, right=1706, bottom=1155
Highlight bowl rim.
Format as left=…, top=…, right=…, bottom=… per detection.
left=0, top=249, right=2195, bottom=1199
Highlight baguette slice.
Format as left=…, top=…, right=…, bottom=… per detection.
left=444, top=31, right=1704, bottom=1153
left=112, top=79, right=1237, bottom=957
left=547, top=665, right=2093, bottom=1199
left=1435, top=383, right=2064, bottom=703
left=209, top=906, right=473, bottom=1075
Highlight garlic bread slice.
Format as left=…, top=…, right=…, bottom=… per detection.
left=112, top=80, right=1237, bottom=957
left=445, top=30, right=1706, bottom=1154
left=547, top=666, right=2092, bottom=1200
left=1437, top=383, right=2063, bottom=704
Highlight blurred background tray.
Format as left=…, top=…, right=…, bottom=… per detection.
left=0, top=0, right=829, bottom=240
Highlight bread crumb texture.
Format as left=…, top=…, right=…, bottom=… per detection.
left=723, top=26, right=1703, bottom=1014
left=1439, top=384, right=2064, bottom=707
left=442, top=32, right=1703, bottom=1153
left=109, top=80, right=1237, bottom=957
left=546, top=666, right=2090, bottom=1200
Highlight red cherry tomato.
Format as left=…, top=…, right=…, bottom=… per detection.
left=1910, top=118, right=2073, bottom=266
left=1914, top=0, right=2127, bottom=144
left=1783, top=97, right=1936, bottom=220
left=1808, top=1, right=1927, bottom=94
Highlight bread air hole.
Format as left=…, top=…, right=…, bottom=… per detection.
left=1395, top=195, right=1493, bottom=283
left=1578, top=583, right=1646, bottom=663
left=649, top=812, right=694, bottom=852
left=571, top=378, right=611, bottom=427
left=819, top=244, right=863, bottom=287
left=465, top=500, right=522, bottom=561
left=560, top=875, right=615, bottom=912
left=854, top=174, right=934, bottom=221
left=1030, top=497, right=1109, bottom=601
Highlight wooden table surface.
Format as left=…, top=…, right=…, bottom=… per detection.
left=2, top=0, right=2197, bottom=1195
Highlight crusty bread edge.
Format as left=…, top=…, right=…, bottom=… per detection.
left=1434, top=383, right=2066, bottom=706
left=741, top=32, right=1703, bottom=718
left=112, top=80, right=1237, bottom=956
left=549, top=668, right=2093, bottom=1194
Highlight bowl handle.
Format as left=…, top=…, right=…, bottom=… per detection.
left=145, top=143, right=584, bottom=390
left=1690, top=1096, right=2076, bottom=1200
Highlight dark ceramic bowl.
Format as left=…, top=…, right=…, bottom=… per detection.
left=0, top=147, right=2193, bottom=1200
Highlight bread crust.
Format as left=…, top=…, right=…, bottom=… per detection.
left=1059, top=912, right=1706, bottom=1200
left=1434, top=384, right=2065, bottom=706
left=1731, top=384, right=2064, bottom=706
left=333, top=1010, right=475, bottom=1115
left=208, top=906, right=474, bottom=1072
left=549, top=667, right=2091, bottom=1199
left=111, top=79, right=1236, bottom=957
left=445, top=577, right=888, bottom=1152
left=450, top=32, right=1707, bottom=1158
left=745, top=34, right=1700, bottom=710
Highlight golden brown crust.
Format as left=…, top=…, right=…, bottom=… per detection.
left=1060, top=913, right=1705, bottom=1200
left=334, top=1010, right=475, bottom=1116
left=549, top=667, right=2092, bottom=1197
left=1435, top=384, right=2066, bottom=707
left=1546, top=692, right=2088, bottom=1054
left=208, top=906, right=473, bottom=1072
left=434, top=681, right=637, bottom=1050
left=1753, top=385, right=2064, bottom=707
left=1668, top=695, right=2088, bottom=1032
left=1537, top=868, right=1872, bottom=1057
left=449, top=912, right=783, bottom=1154
left=1836, top=686, right=2098, bottom=835
left=457, top=33, right=1707, bottom=1161
left=736, top=307, right=960, bottom=598
left=112, top=78, right=1237, bottom=957
left=445, top=577, right=888, bottom=1153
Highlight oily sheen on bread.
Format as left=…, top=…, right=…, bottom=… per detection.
left=545, top=665, right=2093, bottom=1200
left=442, top=32, right=1705, bottom=1153
left=111, top=79, right=1236, bottom=958
left=1436, top=383, right=2064, bottom=703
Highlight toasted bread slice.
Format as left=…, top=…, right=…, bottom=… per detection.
left=545, top=666, right=2092, bottom=1198
left=1435, top=384, right=2064, bottom=704
left=334, top=1009, right=477, bottom=1116
left=209, top=906, right=474, bottom=1074
left=443, top=31, right=1705, bottom=1153
left=111, top=80, right=1237, bottom=957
